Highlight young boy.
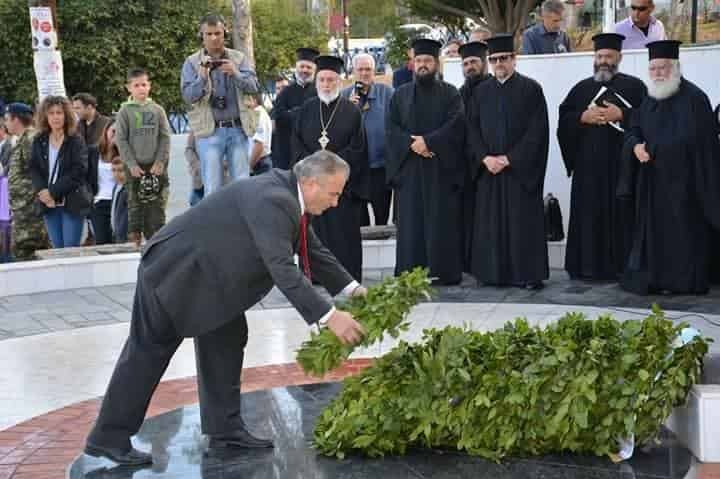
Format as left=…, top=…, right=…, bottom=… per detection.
left=246, top=94, right=273, bottom=176
left=110, top=158, right=128, bottom=243
left=115, top=67, right=171, bottom=246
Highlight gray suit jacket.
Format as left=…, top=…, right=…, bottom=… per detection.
left=141, top=169, right=353, bottom=337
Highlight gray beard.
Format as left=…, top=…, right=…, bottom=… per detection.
left=318, top=89, right=340, bottom=105
left=648, top=74, right=681, bottom=100
left=593, top=63, right=618, bottom=83
left=296, top=73, right=314, bottom=86
left=594, top=70, right=616, bottom=83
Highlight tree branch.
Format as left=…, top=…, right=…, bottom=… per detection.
left=415, top=0, right=487, bottom=26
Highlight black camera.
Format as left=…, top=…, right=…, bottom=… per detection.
left=202, top=58, right=226, bottom=70
left=355, top=81, right=367, bottom=97
left=211, top=95, right=227, bottom=110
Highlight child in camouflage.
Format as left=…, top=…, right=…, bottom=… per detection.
left=114, top=67, right=171, bottom=247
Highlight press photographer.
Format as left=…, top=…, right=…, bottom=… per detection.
left=181, top=13, right=260, bottom=197
left=341, top=53, right=394, bottom=226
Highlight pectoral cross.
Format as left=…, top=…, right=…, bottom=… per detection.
left=318, top=131, right=330, bottom=150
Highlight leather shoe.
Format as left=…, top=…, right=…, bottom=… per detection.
left=84, top=442, right=153, bottom=466
left=209, top=427, right=274, bottom=449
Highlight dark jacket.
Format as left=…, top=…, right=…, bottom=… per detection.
left=140, top=169, right=354, bottom=337
left=77, top=112, right=112, bottom=147
left=87, top=145, right=100, bottom=196
left=392, top=64, right=414, bottom=89
left=29, top=133, right=88, bottom=204
left=111, top=184, right=128, bottom=242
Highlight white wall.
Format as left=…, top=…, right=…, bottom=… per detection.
left=444, top=44, right=720, bottom=232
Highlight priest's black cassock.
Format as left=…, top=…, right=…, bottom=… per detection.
left=271, top=81, right=317, bottom=169
left=558, top=73, right=647, bottom=280
left=618, top=78, right=720, bottom=294
left=459, top=73, right=491, bottom=271
left=292, top=96, right=369, bottom=281
left=386, top=79, right=466, bottom=284
left=468, top=73, right=550, bottom=285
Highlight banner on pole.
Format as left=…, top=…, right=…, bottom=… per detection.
left=33, top=50, right=67, bottom=100
left=29, top=6, right=58, bottom=51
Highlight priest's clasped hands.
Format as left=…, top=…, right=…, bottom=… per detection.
left=410, top=135, right=435, bottom=159
left=581, top=101, right=623, bottom=125
left=483, top=155, right=510, bottom=175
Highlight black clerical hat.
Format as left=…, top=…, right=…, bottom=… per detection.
left=296, top=47, right=320, bottom=62
left=486, top=34, right=515, bottom=55
left=592, top=33, right=625, bottom=52
left=412, top=38, right=442, bottom=58
left=647, top=40, right=682, bottom=60
left=314, top=55, right=344, bottom=74
left=459, top=41, right=488, bottom=60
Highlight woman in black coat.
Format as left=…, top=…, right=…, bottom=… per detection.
left=30, top=96, right=88, bottom=248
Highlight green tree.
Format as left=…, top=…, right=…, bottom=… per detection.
left=401, top=0, right=541, bottom=36
left=252, top=0, right=329, bottom=84
left=0, top=0, right=229, bottom=115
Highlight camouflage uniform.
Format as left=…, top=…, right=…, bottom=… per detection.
left=124, top=164, right=169, bottom=241
left=8, top=128, right=50, bottom=260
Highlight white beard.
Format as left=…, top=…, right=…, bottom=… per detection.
left=648, top=71, right=682, bottom=100
left=318, top=89, right=340, bottom=105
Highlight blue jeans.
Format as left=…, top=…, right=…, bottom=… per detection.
left=196, top=127, right=249, bottom=196
left=189, top=187, right=204, bottom=207
left=44, top=206, right=84, bottom=248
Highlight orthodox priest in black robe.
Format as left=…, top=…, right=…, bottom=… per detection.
left=292, top=55, right=369, bottom=282
left=270, top=48, right=319, bottom=170
left=618, top=41, right=720, bottom=295
left=386, top=38, right=466, bottom=285
left=458, top=41, right=491, bottom=272
left=558, top=33, right=647, bottom=280
left=467, top=35, right=549, bottom=289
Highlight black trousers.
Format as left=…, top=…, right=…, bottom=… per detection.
left=90, top=200, right=113, bottom=245
left=360, top=167, right=392, bottom=226
left=87, top=270, right=249, bottom=450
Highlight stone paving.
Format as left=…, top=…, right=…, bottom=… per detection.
left=2, top=269, right=720, bottom=341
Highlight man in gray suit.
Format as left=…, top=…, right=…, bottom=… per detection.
left=84, top=151, right=368, bottom=466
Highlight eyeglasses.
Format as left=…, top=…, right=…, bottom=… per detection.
left=488, top=54, right=514, bottom=64
left=630, top=5, right=649, bottom=11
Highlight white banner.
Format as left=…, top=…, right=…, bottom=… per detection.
left=33, top=50, right=67, bottom=100
left=29, top=6, right=57, bottom=51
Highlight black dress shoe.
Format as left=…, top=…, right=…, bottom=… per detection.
left=209, top=427, right=274, bottom=449
left=525, top=281, right=544, bottom=291
left=84, top=442, right=153, bottom=466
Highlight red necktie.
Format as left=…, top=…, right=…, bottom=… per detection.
left=299, top=213, right=312, bottom=281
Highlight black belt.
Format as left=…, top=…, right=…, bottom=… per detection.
left=215, top=118, right=242, bottom=128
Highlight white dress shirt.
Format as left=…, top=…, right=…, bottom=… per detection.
left=296, top=183, right=359, bottom=324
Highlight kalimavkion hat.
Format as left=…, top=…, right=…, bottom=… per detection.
left=592, top=33, right=625, bottom=52
left=314, top=55, right=344, bottom=74
left=296, top=47, right=320, bottom=62
left=459, top=41, right=488, bottom=60
left=647, top=40, right=682, bottom=60
left=486, top=34, right=515, bottom=55
left=412, top=38, right=442, bottom=58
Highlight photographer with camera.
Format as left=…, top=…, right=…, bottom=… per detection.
left=181, top=13, right=260, bottom=197
left=341, top=53, right=394, bottom=226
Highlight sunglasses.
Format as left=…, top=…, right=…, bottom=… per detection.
left=630, top=5, right=649, bottom=11
left=488, top=54, right=514, bottom=64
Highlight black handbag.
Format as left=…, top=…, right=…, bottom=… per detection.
left=544, top=193, right=565, bottom=242
left=64, top=182, right=94, bottom=217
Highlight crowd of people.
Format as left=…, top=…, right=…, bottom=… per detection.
left=2, top=5, right=720, bottom=298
